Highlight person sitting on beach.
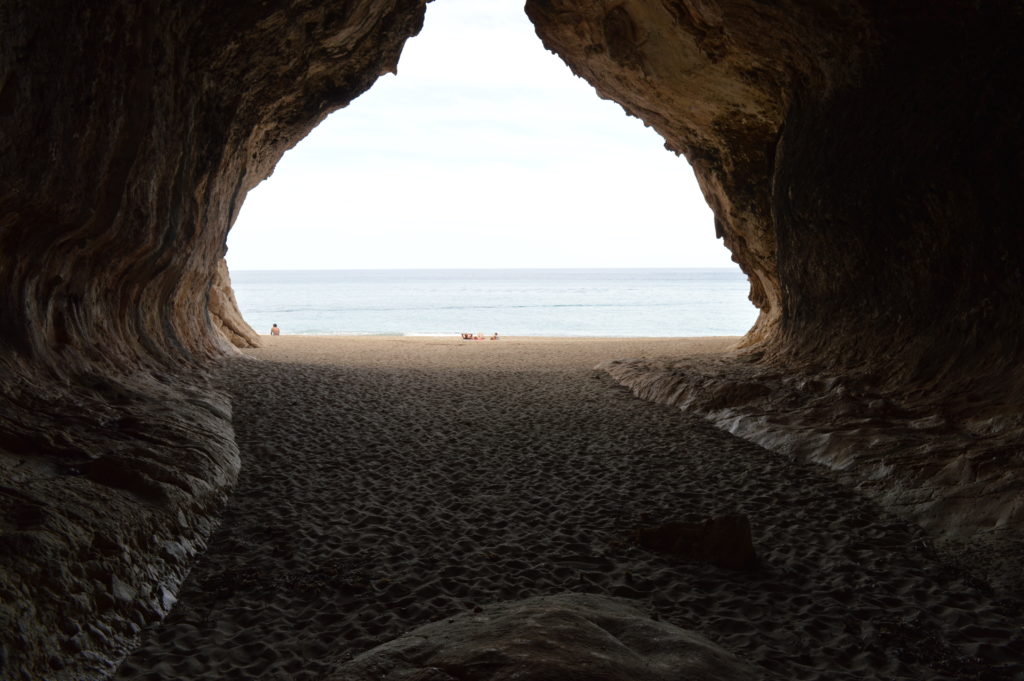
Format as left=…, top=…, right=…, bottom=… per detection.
left=270, top=323, right=281, bottom=336
left=490, top=332, right=499, bottom=340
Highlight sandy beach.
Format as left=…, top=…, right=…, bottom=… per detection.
left=114, top=336, right=1022, bottom=681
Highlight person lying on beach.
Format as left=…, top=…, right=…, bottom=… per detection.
left=270, top=324, right=281, bottom=336
left=460, top=332, right=473, bottom=340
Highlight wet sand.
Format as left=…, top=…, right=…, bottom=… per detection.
left=114, top=336, right=1023, bottom=681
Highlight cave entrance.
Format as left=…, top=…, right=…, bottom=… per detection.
left=225, top=0, right=755, bottom=338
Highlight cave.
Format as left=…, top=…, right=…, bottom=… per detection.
left=1, top=1, right=1022, bottom=679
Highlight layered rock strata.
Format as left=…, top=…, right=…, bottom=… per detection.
left=209, top=259, right=260, bottom=350
left=0, top=1, right=426, bottom=679
left=526, top=0, right=1024, bottom=588
left=0, top=368, right=239, bottom=680
left=526, top=0, right=1024, bottom=389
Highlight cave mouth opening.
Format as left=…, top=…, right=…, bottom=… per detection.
left=5, top=2, right=1024, bottom=679
left=222, top=0, right=755, bottom=340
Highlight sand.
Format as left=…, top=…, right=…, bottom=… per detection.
left=114, top=336, right=1023, bottom=681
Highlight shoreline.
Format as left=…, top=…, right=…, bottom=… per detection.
left=256, top=333, right=745, bottom=338
left=251, top=333, right=745, bottom=345
left=242, top=335, right=743, bottom=371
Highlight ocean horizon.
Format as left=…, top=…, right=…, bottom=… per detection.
left=229, top=267, right=758, bottom=338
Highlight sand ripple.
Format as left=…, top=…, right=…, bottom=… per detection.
left=114, top=337, right=1023, bottom=681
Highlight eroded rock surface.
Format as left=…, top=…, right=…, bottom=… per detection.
left=209, top=259, right=260, bottom=350
left=526, top=0, right=1024, bottom=387
left=0, top=366, right=239, bottom=681
left=528, top=0, right=1024, bottom=592
left=525, top=0, right=875, bottom=344
left=602, top=354, right=1024, bottom=595
left=324, top=594, right=759, bottom=681
left=0, top=2, right=426, bottom=679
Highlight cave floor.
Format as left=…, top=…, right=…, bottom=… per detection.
left=114, top=336, right=1023, bottom=681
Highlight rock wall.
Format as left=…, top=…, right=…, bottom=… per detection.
left=599, top=353, right=1024, bottom=595
left=2, top=0, right=1023, bottom=678
left=526, top=0, right=877, bottom=344
left=0, top=1, right=426, bottom=679
left=210, top=259, right=260, bottom=350
left=527, top=0, right=1024, bottom=588
left=525, top=0, right=1024, bottom=389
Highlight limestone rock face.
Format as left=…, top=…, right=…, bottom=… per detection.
left=602, top=355, right=1024, bottom=594
left=528, top=0, right=1024, bottom=589
left=209, top=259, right=261, bottom=350
left=324, top=594, right=760, bottom=681
left=526, top=0, right=876, bottom=345
left=0, top=371, right=240, bottom=681
left=528, top=0, right=1024, bottom=387
left=0, top=2, right=426, bottom=679
left=526, top=0, right=1024, bottom=391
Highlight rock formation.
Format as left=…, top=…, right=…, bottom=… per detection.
left=0, top=2, right=427, bottom=679
left=601, top=352, right=1024, bottom=594
left=523, top=0, right=1023, bottom=592
left=1, top=0, right=1022, bottom=679
left=324, top=594, right=758, bottom=681
left=209, top=259, right=260, bottom=349
left=526, top=0, right=1024, bottom=390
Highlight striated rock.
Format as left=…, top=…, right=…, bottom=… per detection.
left=526, top=0, right=1024, bottom=390
left=525, top=0, right=875, bottom=345
left=0, top=2, right=427, bottom=679
left=209, top=259, right=261, bottom=350
left=635, top=515, right=758, bottom=571
left=602, top=355, right=1024, bottom=594
left=0, top=369, right=240, bottom=681
left=324, top=594, right=760, bottom=681
left=527, top=0, right=1024, bottom=591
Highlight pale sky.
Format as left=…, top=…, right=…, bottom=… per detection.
left=225, top=0, right=734, bottom=270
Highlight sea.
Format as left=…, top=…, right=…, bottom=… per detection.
left=229, top=268, right=757, bottom=338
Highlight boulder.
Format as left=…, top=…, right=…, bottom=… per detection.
left=324, top=594, right=760, bottom=681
